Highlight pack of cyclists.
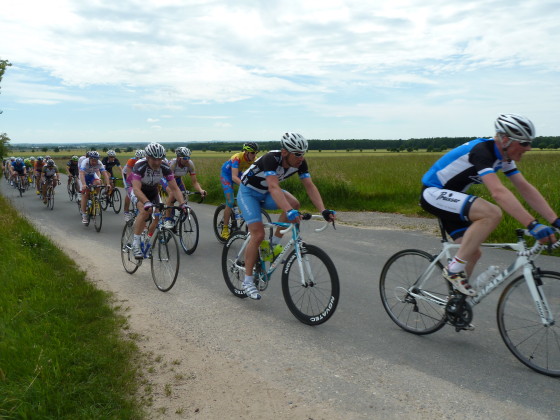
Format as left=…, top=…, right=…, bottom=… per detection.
left=3, top=114, right=557, bottom=303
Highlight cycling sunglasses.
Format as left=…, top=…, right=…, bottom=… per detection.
left=518, top=141, right=531, bottom=147
left=291, top=151, right=305, bottom=158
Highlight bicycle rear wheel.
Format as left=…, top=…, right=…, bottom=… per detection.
left=68, top=181, right=75, bottom=201
left=221, top=231, right=249, bottom=298
left=379, top=249, right=449, bottom=335
left=93, top=198, right=102, bottom=232
left=281, top=244, right=340, bottom=325
left=178, top=208, right=199, bottom=254
left=497, top=271, right=560, bottom=377
left=121, top=221, right=141, bottom=274
left=112, top=188, right=122, bottom=214
left=150, top=228, right=180, bottom=292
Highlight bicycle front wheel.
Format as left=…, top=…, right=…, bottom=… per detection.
left=112, top=188, right=122, bottom=214
left=281, top=244, right=340, bottom=326
left=93, top=199, right=103, bottom=232
left=47, top=187, right=54, bottom=210
left=497, top=271, right=560, bottom=377
left=99, top=189, right=109, bottom=211
left=121, top=221, right=141, bottom=274
left=213, top=204, right=229, bottom=243
left=221, top=231, right=249, bottom=298
left=68, top=182, right=75, bottom=201
left=178, top=208, right=199, bottom=254
left=150, top=228, right=180, bottom=292
left=379, top=249, right=449, bottom=335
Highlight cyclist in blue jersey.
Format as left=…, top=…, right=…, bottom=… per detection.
left=237, top=132, right=336, bottom=300
left=420, top=114, right=559, bottom=297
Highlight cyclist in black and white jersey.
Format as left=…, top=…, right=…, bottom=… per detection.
left=128, top=142, right=188, bottom=259
left=421, top=114, right=559, bottom=297
left=237, top=132, right=336, bottom=300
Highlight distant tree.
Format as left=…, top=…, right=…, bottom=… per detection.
left=54, top=146, right=60, bottom=153
left=115, top=147, right=121, bottom=153
left=126, top=146, right=133, bottom=153
left=0, top=132, right=10, bottom=158
left=102, top=147, right=108, bottom=153
left=0, top=59, right=12, bottom=116
left=42, top=147, right=48, bottom=153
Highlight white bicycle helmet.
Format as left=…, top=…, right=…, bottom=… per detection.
left=89, top=151, right=100, bottom=159
left=107, top=150, right=116, bottom=157
left=281, top=132, right=308, bottom=153
left=145, top=142, right=166, bottom=158
left=135, top=149, right=146, bottom=158
left=175, top=147, right=191, bottom=158
left=494, top=114, right=536, bottom=143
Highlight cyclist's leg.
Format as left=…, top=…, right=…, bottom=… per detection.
left=220, top=175, right=235, bottom=226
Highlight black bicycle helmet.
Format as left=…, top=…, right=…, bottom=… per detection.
left=242, top=142, right=259, bottom=153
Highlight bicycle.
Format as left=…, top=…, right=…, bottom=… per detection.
left=67, top=175, right=79, bottom=201
left=222, top=213, right=340, bottom=325
left=14, top=174, right=27, bottom=197
left=83, top=184, right=103, bottom=232
left=120, top=203, right=182, bottom=292
left=99, top=177, right=123, bottom=213
left=379, top=219, right=560, bottom=377
left=43, top=178, right=58, bottom=210
left=213, top=201, right=272, bottom=244
left=166, top=190, right=204, bottom=255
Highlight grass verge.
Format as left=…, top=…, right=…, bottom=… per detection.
left=0, top=192, right=144, bottom=419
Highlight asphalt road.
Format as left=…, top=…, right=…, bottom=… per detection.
left=2, top=176, right=559, bottom=419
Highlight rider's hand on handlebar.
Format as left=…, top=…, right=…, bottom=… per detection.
left=143, top=201, right=154, bottom=211
left=180, top=203, right=188, bottom=213
left=527, top=220, right=557, bottom=244
left=286, top=209, right=300, bottom=223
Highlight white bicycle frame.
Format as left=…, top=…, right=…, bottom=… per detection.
left=233, top=215, right=329, bottom=286
left=412, top=233, right=557, bottom=326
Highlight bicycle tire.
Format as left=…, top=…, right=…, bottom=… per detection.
left=150, top=228, right=180, bottom=292
left=93, top=198, right=102, bottom=232
left=99, top=188, right=109, bottom=211
left=178, top=208, right=199, bottom=255
left=281, top=244, right=340, bottom=325
left=68, top=181, right=75, bottom=201
left=120, top=221, right=141, bottom=274
left=213, top=204, right=229, bottom=243
left=112, top=188, right=122, bottom=214
left=379, top=249, right=449, bottom=335
left=47, top=187, right=54, bottom=210
left=221, top=231, right=249, bottom=298
left=497, top=270, right=560, bottom=377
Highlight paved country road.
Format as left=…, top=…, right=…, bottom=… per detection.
left=2, top=177, right=559, bottom=419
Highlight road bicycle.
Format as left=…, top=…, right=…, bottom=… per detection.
left=13, top=174, right=27, bottom=197
left=166, top=190, right=204, bottom=255
left=213, top=201, right=272, bottom=244
left=379, top=220, right=560, bottom=377
left=99, top=177, right=123, bottom=213
left=120, top=203, right=183, bottom=292
left=42, top=178, right=58, bottom=210
left=222, top=213, right=340, bottom=325
left=67, top=175, right=80, bottom=201
left=82, top=184, right=103, bottom=232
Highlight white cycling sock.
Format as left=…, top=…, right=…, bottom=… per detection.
left=448, top=256, right=467, bottom=273
left=133, top=234, right=141, bottom=245
left=244, top=275, right=254, bottom=285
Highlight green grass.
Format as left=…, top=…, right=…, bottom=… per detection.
left=0, top=193, right=144, bottom=419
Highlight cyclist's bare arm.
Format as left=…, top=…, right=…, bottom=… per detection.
left=509, top=172, right=558, bottom=223
left=300, top=176, right=335, bottom=221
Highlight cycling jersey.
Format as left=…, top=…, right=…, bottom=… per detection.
left=79, top=158, right=106, bottom=175
left=67, top=160, right=79, bottom=176
left=129, top=158, right=174, bottom=192
left=42, top=165, right=59, bottom=178
left=221, top=152, right=253, bottom=180
left=169, top=158, right=196, bottom=177
left=240, top=151, right=310, bottom=194
left=422, top=138, right=519, bottom=192
left=11, top=161, right=26, bottom=172
left=102, top=157, right=121, bottom=176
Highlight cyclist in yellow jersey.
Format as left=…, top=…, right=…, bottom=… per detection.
left=219, top=142, right=260, bottom=239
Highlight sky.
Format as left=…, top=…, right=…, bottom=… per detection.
left=1, top=0, right=560, bottom=144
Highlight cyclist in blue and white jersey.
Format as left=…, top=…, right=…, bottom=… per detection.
left=10, top=157, right=27, bottom=186
left=79, top=151, right=110, bottom=224
left=421, top=114, right=559, bottom=297
left=128, top=143, right=188, bottom=259
left=237, top=132, right=336, bottom=300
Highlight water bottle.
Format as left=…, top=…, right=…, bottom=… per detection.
left=474, top=266, right=500, bottom=291
left=233, top=206, right=242, bottom=220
